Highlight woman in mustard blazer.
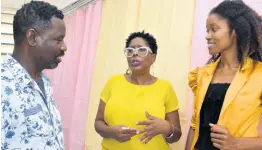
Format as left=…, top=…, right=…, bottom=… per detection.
left=186, top=1, right=262, bottom=150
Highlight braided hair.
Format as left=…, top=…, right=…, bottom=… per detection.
left=208, top=0, right=262, bottom=65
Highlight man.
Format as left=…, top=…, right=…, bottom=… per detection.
left=1, top=1, right=67, bottom=149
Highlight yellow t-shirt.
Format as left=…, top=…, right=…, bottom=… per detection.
left=100, top=74, right=179, bottom=150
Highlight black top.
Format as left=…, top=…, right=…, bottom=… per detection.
left=35, top=79, right=45, bottom=96
left=195, top=83, right=230, bottom=150
left=35, top=78, right=47, bottom=106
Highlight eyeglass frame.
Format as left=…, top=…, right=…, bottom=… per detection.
left=124, top=47, right=153, bottom=57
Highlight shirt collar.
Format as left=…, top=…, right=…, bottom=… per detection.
left=2, top=55, right=48, bottom=89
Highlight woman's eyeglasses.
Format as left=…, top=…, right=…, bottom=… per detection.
left=124, top=47, right=153, bottom=57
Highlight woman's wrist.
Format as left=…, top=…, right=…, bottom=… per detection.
left=163, top=121, right=174, bottom=138
left=107, top=125, right=116, bottom=139
left=166, top=123, right=174, bottom=138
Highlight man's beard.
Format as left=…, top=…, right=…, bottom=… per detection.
left=48, top=61, right=58, bottom=69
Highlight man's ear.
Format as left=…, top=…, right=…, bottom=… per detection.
left=26, top=29, right=37, bottom=46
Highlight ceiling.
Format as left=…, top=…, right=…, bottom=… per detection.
left=1, top=0, right=78, bottom=9
left=2, top=0, right=261, bottom=14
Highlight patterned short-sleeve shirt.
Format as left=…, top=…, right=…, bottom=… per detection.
left=1, top=55, right=64, bottom=150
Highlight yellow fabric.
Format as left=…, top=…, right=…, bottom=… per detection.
left=100, top=74, right=178, bottom=150
left=188, top=57, right=262, bottom=150
left=85, top=0, right=195, bottom=149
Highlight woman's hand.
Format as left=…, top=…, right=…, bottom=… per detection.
left=210, top=123, right=238, bottom=150
left=136, top=111, right=172, bottom=144
left=109, top=125, right=138, bottom=143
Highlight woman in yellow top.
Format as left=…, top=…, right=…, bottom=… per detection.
left=185, top=1, right=262, bottom=150
left=94, top=31, right=182, bottom=150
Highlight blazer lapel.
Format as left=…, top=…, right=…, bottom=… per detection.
left=218, top=57, right=253, bottom=122
left=219, top=72, right=247, bottom=118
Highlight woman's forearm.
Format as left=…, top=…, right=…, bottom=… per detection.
left=234, top=137, right=262, bottom=150
left=94, top=120, right=113, bottom=138
left=165, top=110, right=182, bottom=143
left=185, top=127, right=195, bottom=150
left=165, top=123, right=182, bottom=143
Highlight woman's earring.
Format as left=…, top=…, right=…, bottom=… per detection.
left=126, top=68, right=132, bottom=75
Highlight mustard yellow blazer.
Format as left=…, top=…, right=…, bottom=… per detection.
left=189, top=57, right=262, bottom=150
